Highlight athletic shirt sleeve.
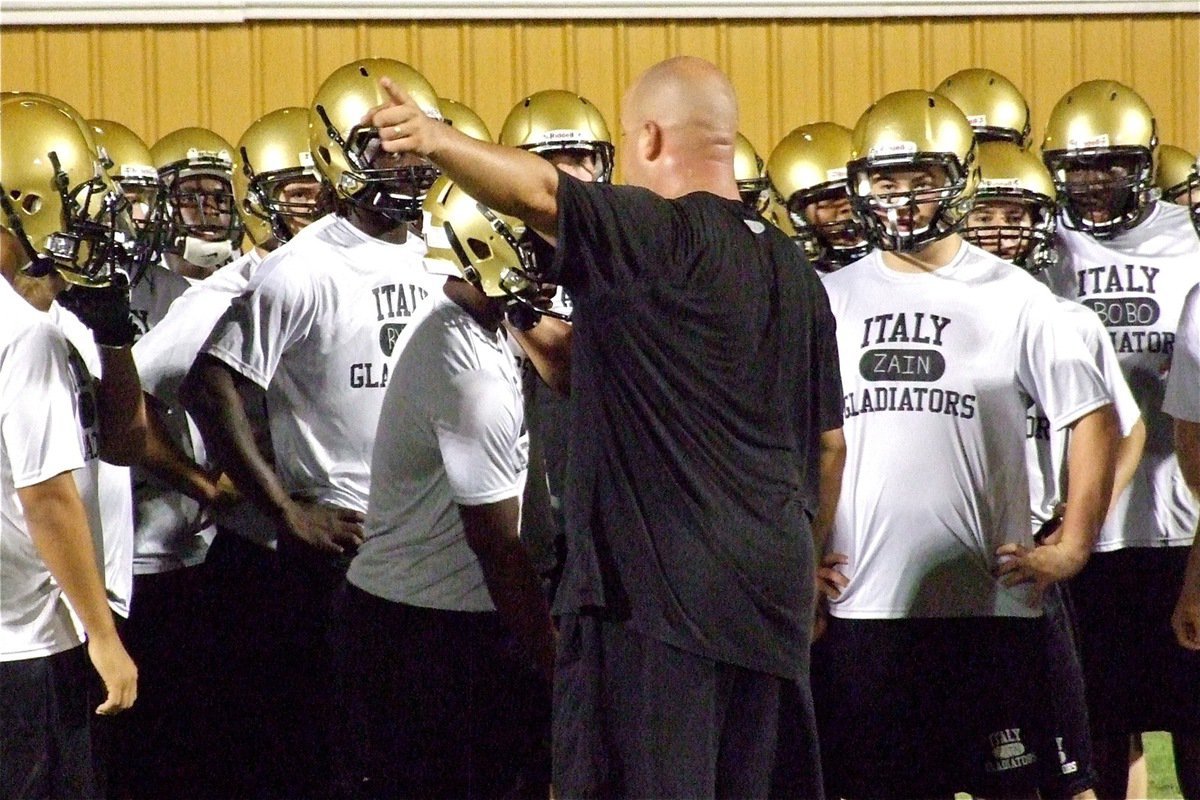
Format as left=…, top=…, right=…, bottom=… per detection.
left=814, top=281, right=844, bottom=433
left=1164, top=282, right=1200, bottom=423
left=1016, top=292, right=1112, bottom=431
left=201, top=257, right=318, bottom=389
left=544, top=172, right=686, bottom=295
left=1084, top=314, right=1142, bottom=437
left=434, top=359, right=525, bottom=507
left=2, top=320, right=86, bottom=489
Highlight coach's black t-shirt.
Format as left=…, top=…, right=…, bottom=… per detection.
left=545, top=172, right=843, bottom=679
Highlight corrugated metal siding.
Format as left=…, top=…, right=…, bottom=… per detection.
left=2, top=16, right=1196, bottom=157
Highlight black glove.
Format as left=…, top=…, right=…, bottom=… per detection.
left=58, top=273, right=138, bottom=348
left=504, top=297, right=541, bottom=332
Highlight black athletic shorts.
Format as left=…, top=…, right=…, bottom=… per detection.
left=1036, top=582, right=1097, bottom=798
left=0, top=644, right=97, bottom=800
left=1069, top=546, right=1200, bottom=736
left=812, top=615, right=1050, bottom=800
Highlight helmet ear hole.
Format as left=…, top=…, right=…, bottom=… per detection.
left=467, top=237, right=492, bottom=260
left=318, top=146, right=332, bottom=166
left=359, top=66, right=370, bottom=77
left=20, top=193, right=42, bottom=215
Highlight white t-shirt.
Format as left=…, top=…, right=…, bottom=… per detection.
left=821, top=242, right=1111, bottom=619
left=130, top=259, right=192, bottom=338
left=1, top=279, right=90, bottom=661
left=131, top=250, right=264, bottom=569
left=1164, top=282, right=1200, bottom=424
left=48, top=304, right=134, bottom=619
left=1024, top=296, right=1142, bottom=530
left=202, top=214, right=440, bottom=513
left=1046, top=201, right=1200, bottom=549
left=348, top=292, right=529, bottom=612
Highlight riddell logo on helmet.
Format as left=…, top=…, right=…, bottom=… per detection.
left=826, top=167, right=848, bottom=182
left=539, top=129, right=589, bottom=143
left=185, top=146, right=232, bottom=165
left=1066, top=134, right=1110, bottom=151
left=967, top=114, right=988, bottom=128
left=868, top=141, right=918, bottom=158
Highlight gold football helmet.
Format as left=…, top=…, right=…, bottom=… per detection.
left=422, top=176, right=539, bottom=300
left=1155, top=144, right=1199, bottom=233
left=439, top=98, right=493, bottom=143
left=499, top=90, right=614, bottom=182
left=234, top=107, right=331, bottom=247
left=848, top=90, right=979, bottom=251
left=310, top=58, right=441, bottom=224
left=733, top=133, right=771, bottom=213
left=963, top=141, right=1058, bottom=271
left=1041, top=79, right=1157, bottom=239
left=1, top=95, right=131, bottom=286
left=934, top=68, right=1031, bottom=148
left=88, top=118, right=165, bottom=281
left=767, top=122, right=870, bottom=270
left=152, top=126, right=243, bottom=266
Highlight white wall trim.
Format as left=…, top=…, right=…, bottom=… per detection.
left=2, top=0, right=1196, bottom=25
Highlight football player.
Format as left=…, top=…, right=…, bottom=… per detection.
left=813, top=89, right=1118, bottom=800
left=1, top=93, right=140, bottom=798
left=180, top=59, right=446, bottom=798
left=1155, top=143, right=1199, bottom=234
left=767, top=121, right=871, bottom=273
left=935, top=67, right=1032, bottom=148
left=1040, top=78, right=1200, bottom=800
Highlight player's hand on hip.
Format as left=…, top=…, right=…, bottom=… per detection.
left=282, top=499, right=365, bottom=556
left=816, top=552, right=850, bottom=600
left=364, top=78, right=443, bottom=159
left=994, top=540, right=1088, bottom=590
left=88, top=632, right=138, bottom=715
left=1172, top=590, right=1200, bottom=651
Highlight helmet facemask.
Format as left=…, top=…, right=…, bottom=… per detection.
left=737, top=174, right=771, bottom=214
left=786, top=182, right=871, bottom=270
left=2, top=152, right=132, bottom=287
left=1045, top=147, right=1155, bottom=240
left=848, top=152, right=976, bottom=252
left=161, top=158, right=243, bottom=268
left=526, top=140, right=615, bottom=184
left=240, top=149, right=332, bottom=245
left=963, top=190, right=1058, bottom=272
left=113, top=168, right=166, bottom=284
left=315, top=106, right=439, bottom=224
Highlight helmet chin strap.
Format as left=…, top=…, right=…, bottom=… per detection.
left=181, top=236, right=233, bottom=268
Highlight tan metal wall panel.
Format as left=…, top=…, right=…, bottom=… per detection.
left=1, top=16, right=1195, bottom=157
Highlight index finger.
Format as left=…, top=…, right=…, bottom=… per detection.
left=378, top=77, right=411, bottom=108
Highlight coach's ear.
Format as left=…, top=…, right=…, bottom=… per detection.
left=639, top=120, right=663, bottom=164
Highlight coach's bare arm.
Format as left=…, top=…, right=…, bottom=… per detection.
left=368, top=80, right=561, bottom=244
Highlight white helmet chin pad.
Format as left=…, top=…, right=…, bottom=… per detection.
left=181, top=236, right=234, bottom=268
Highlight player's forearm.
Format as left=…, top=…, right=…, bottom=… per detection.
left=508, top=317, right=572, bottom=396
left=1059, top=405, right=1120, bottom=557
left=1110, top=417, right=1146, bottom=510
left=18, top=473, right=120, bottom=642
left=96, top=345, right=148, bottom=465
left=180, top=354, right=291, bottom=519
left=139, top=397, right=223, bottom=505
left=814, top=427, right=847, bottom=554
left=461, top=500, right=556, bottom=680
left=1175, top=419, right=1200, bottom=498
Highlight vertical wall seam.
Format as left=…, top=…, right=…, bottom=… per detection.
left=88, top=29, right=102, bottom=117
left=1071, top=17, right=1084, bottom=87
left=198, top=27, right=210, bottom=128
left=564, top=21, right=575, bottom=90
left=143, top=26, right=155, bottom=140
